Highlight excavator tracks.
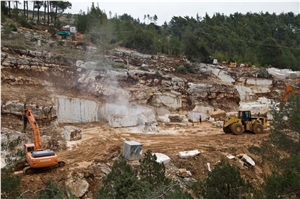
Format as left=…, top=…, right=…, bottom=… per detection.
left=16, top=161, right=66, bottom=175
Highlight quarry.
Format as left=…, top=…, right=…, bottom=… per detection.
left=1, top=27, right=300, bottom=198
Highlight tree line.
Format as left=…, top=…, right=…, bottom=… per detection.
left=1, top=1, right=71, bottom=26
left=1, top=2, right=300, bottom=70
left=75, top=3, right=300, bottom=71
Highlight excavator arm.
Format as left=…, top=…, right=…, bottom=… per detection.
left=25, top=108, right=43, bottom=151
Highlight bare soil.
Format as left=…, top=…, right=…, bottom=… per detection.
left=18, top=121, right=271, bottom=194
left=0, top=27, right=273, bottom=196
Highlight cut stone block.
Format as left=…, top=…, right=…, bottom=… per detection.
left=109, top=114, right=138, bottom=127
left=238, top=154, right=255, bottom=167
left=62, top=126, right=82, bottom=141
left=153, top=153, right=170, bottom=164
left=178, top=150, right=200, bottom=158
left=123, top=141, right=143, bottom=161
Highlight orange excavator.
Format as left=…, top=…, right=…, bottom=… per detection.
left=283, top=85, right=299, bottom=102
left=16, top=108, right=65, bottom=174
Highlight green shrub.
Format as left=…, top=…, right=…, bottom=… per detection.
left=93, top=156, right=142, bottom=199
left=48, top=26, right=57, bottom=38
left=94, top=150, right=192, bottom=199
left=192, top=160, right=253, bottom=199
left=139, top=150, right=170, bottom=190
left=175, top=63, right=196, bottom=74
left=9, top=23, right=17, bottom=31
left=263, top=170, right=300, bottom=199
left=175, top=64, right=187, bottom=73
left=1, top=167, right=21, bottom=198
left=1, top=12, right=6, bottom=23
left=18, top=16, right=33, bottom=29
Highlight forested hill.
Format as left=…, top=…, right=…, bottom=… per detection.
left=75, top=5, right=300, bottom=70
left=2, top=1, right=299, bottom=70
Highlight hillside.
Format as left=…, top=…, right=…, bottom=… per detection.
left=1, top=20, right=300, bottom=198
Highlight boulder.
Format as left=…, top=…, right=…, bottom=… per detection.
left=153, top=153, right=170, bottom=164
left=210, top=109, right=226, bottom=121
left=178, top=150, right=200, bottom=158
left=176, top=168, right=192, bottom=177
left=65, top=173, right=89, bottom=198
left=168, top=114, right=188, bottom=123
left=62, top=126, right=82, bottom=141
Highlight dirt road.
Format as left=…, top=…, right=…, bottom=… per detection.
left=19, top=121, right=270, bottom=195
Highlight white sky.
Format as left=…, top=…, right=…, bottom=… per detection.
left=20, top=1, right=300, bottom=25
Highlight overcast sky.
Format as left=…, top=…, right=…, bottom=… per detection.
left=22, top=1, right=300, bottom=25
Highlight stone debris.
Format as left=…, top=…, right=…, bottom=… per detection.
left=65, top=173, right=89, bottom=198
left=229, top=154, right=255, bottom=169
left=210, top=109, right=226, bottom=121
left=176, top=168, right=192, bottom=177
left=187, top=111, right=209, bottom=122
left=157, top=114, right=171, bottom=123
left=178, top=150, right=200, bottom=158
left=207, top=162, right=211, bottom=172
left=227, top=153, right=255, bottom=168
left=212, top=121, right=224, bottom=128
left=227, top=154, right=235, bottom=159
left=62, top=126, right=82, bottom=141
left=239, top=97, right=275, bottom=116
left=238, top=154, right=255, bottom=167
left=168, top=114, right=188, bottom=123
left=267, top=67, right=300, bottom=80
left=100, top=165, right=112, bottom=175
left=153, top=153, right=170, bottom=164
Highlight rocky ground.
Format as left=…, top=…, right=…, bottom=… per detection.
left=18, top=122, right=271, bottom=198
left=0, top=25, right=292, bottom=198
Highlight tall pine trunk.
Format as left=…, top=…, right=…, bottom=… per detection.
left=26, top=1, right=28, bottom=20
left=32, top=2, right=34, bottom=20
left=37, top=4, right=40, bottom=24
left=54, top=4, right=57, bottom=23
left=47, top=1, right=49, bottom=25
left=44, top=1, right=46, bottom=24
left=23, top=0, right=25, bottom=17
left=8, top=1, right=11, bottom=18
left=15, top=1, right=18, bottom=20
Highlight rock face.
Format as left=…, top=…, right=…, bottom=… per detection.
left=1, top=128, right=26, bottom=168
left=1, top=100, right=57, bottom=122
left=1, top=45, right=288, bottom=128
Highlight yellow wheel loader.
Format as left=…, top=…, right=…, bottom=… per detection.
left=223, top=111, right=267, bottom=135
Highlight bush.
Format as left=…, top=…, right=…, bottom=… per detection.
left=94, top=150, right=192, bottom=199
left=1, top=167, right=21, bottom=198
left=18, top=16, right=33, bottom=29
left=175, top=63, right=196, bottom=74
left=1, top=12, right=6, bottom=23
left=34, top=181, right=76, bottom=199
left=93, top=156, right=142, bottom=199
left=139, top=150, right=170, bottom=190
left=48, top=26, right=57, bottom=38
left=263, top=170, right=300, bottom=199
left=175, top=64, right=187, bottom=73
left=192, top=160, right=253, bottom=199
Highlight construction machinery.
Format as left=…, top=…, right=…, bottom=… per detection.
left=223, top=110, right=267, bottom=135
left=283, top=85, right=299, bottom=102
left=16, top=108, right=65, bottom=174
left=229, top=62, right=237, bottom=68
